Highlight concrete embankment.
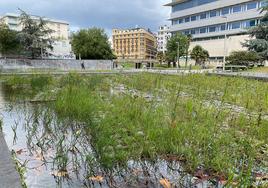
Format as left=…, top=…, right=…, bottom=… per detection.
left=0, top=132, right=22, bottom=188
left=0, top=59, right=113, bottom=72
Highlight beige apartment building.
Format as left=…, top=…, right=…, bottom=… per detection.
left=0, top=13, right=74, bottom=59
left=112, top=28, right=157, bottom=60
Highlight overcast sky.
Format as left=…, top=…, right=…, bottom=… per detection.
left=0, top=0, right=171, bottom=35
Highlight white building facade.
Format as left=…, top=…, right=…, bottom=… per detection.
left=165, top=0, right=266, bottom=60
left=0, top=13, right=75, bottom=59
left=156, top=25, right=171, bottom=53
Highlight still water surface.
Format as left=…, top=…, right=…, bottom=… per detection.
left=0, top=84, right=217, bottom=188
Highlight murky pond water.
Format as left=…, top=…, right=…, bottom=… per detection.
left=0, top=84, right=223, bottom=188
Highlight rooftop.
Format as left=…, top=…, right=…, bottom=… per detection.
left=1, top=13, right=69, bottom=25
left=164, top=0, right=189, bottom=6
left=113, top=27, right=155, bottom=35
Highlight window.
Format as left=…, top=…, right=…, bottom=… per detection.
left=209, top=26, right=216, bottom=32
left=245, top=20, right=256, bottom=28
left=191, top=29, right=196, bottom=35
left=220, top=24, right=227, bottom=31
left=232, top=5, right=242, bottom=13
left=247, top=2, right=257, bottom=10
left=222, top=7, right=229, bottom=15
left=231, top=22, right=240, bottom=29
left=200, top=27, right=207, bottom=34
left=172, top=0, right=217, bottom=12
left=179, top=19, right=184, bottom=24
left=185, top=17, right=190, bottom=22
left=200, top=12, right=207, bottom=19
left=261, top=1, right=268, bottom=8
left=191, top=15, right=197, bottom=21
left=184, top=30, right=190, bottom=35
left=210, top=10, right=217, bottom=17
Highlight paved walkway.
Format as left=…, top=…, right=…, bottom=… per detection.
left=0, top=132, right=22, bottom=188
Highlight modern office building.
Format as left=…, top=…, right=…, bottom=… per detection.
left=112, top=28, right=157, bottom=60
left=156, top=25, right=171, bottom=53
left=0, top=13, right=74, bottom=59
left=165, top=0, right=266, bottom=60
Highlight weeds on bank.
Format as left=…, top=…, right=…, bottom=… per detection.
left=11, top=150, right=27, bottom=188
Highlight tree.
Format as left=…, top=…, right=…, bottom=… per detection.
left=18, top=10, right=54, bottom=59
left=166, top=33, right=189, bottom=63
left=156, top=51, right=166, bottom=64
left=71, top=28, right=116, bottom=60
left=185, top=35, right=192, bottom=68
left=226, top=51, right=262, bottom=67
left=0, top=24, right=21, bottom=57
left=190, top=45, right=209, bottom=65
left=243, top=3, right=268, bottom=60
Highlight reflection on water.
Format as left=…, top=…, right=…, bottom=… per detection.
left=0, top=84, right=219, bottom=188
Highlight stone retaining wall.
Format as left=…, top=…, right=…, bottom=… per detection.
left=0, top=59, right=113, bottom=72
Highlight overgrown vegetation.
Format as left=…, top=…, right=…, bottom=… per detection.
left=2, top=73, right=268, bottom=187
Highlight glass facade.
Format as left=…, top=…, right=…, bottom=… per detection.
left=232, top=5, right=242, bottom=13
left=172, top=1, right=261, bottom=26
left=172, top=0, right=217, bottom=12
left=181, top=19, right=257, bottom=36
left=247, top=1, right=257, bottom=10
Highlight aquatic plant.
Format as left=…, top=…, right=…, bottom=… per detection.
left=2, top=72, right=268, bottom=187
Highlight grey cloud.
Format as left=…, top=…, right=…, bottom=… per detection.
left=0, top=0, right=170, bottom=35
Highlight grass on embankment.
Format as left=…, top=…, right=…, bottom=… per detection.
left=249, top=66, right=268, bottom=73
left=3, top=73, right=268, bottom=186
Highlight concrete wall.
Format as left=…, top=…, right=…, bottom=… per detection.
left=0, top=59, right=113, bottom=72
left=190, top=34, right=249, bottom=58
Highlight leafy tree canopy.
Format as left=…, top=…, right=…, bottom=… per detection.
left=18, top=10, right=54, bottom=59
left=190, top=45, right=209, bottom=65
left=243, top=2, right=268, bottom=60
left=71, top=28, right=116, bottom=60
left=0, top=24, right=21, bottom=57
left=226, top=51, right=262, bottom=66
left=166, top=33, right=189, bottom=62
left=156, top=51, right=167, bottom=63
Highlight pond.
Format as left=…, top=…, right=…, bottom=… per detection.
left=1, top=73, right=267, bottom=188
left=0, top=83, right=216, bottom=188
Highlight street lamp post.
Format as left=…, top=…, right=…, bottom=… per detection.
left=176, top=42, right=180, bottom=68
left=222, top=16, right=228, bottom=71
